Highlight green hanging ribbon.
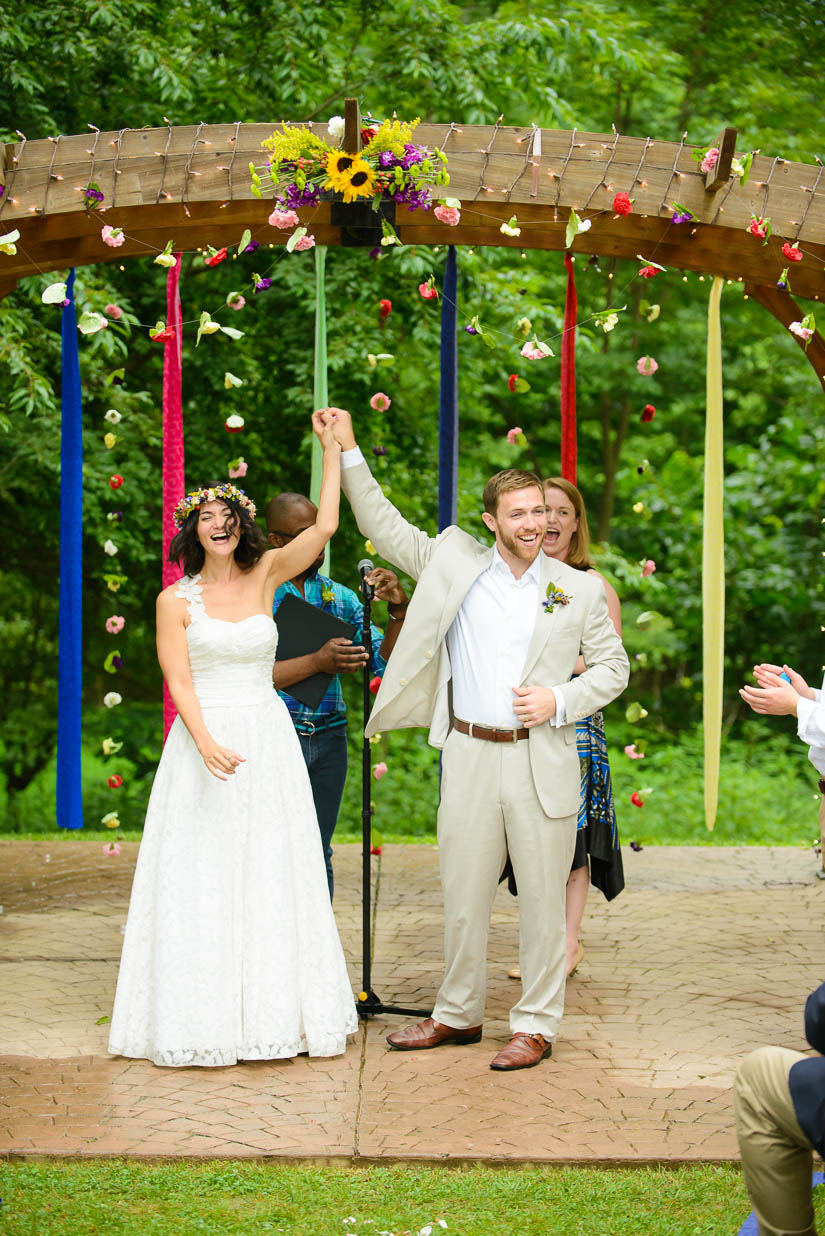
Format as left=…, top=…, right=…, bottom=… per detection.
left=312, top=245, right=330, bottom=574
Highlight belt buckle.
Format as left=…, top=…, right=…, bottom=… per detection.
left=298, top=720, right=316, bottom=736
left=508, top=727, right=519, bottom=742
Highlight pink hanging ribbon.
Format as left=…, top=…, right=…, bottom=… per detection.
left=162, top=254, right=184, bottom=739
left=560, top=251, right=578, bottom=484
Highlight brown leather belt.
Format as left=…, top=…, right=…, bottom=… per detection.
left=453, top=717, right=529, bottom=743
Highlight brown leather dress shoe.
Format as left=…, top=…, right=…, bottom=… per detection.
left=386, top=1017, right=483, bottom=1051
left=489, top=1032, right=553, bottom=1070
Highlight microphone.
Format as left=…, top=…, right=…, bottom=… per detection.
left=357, top=557, right=375, bottom=600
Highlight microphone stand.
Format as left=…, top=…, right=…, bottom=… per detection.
left=356, top=574, right=432, bottom=1022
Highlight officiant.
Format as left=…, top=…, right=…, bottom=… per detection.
left=267, top=491, right=409, bottom=898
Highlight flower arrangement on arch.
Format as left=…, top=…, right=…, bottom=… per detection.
left=251, top=117, right=450, bottom=212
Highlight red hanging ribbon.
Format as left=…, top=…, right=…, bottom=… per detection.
left=162, top=255, right=184, bottom=740
left=560, top=252, right=578, bottom=484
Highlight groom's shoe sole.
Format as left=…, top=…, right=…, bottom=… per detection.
left=386, top=1017, right=483, bottom=1050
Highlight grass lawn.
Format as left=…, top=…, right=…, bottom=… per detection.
left=0, top=1160, right=792, bottom=1236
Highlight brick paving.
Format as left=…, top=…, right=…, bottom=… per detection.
left=0, top=839, right=822, bottom=1163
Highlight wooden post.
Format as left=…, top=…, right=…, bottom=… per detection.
left=343, top=98, right=361, bottom=154
left=704, top=127, right=737, bottom=193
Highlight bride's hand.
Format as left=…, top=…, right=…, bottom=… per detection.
left=198, top=741, right=246, bottom=780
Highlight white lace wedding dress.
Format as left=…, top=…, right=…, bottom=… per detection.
left=108, top=574, right=357, bottom=1067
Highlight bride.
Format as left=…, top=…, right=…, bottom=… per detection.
left=108, top=410, right=357, bottom=1067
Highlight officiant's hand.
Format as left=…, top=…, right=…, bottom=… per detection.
left=512, top=684, right=557, bottom=727
left=316, top=637, right=369, bottom=675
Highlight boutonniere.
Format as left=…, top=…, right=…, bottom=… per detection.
left=321, top=586, right=335, bottom=605
left=543, top=583, right=572, bottom=614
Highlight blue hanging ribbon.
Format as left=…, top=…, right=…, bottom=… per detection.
left=57, top=269, right=84, bottom=830
left=438, top=245, right=458, bottom=532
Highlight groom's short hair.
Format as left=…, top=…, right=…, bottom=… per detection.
left=483, top=469, right=544, bottom=516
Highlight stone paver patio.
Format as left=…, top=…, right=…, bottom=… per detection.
left=0, top=839, right=821, bottom=1162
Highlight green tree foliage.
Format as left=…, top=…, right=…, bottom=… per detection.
left=1, top=0, right=823, bottom=830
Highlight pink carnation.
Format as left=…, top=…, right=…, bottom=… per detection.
left=641, top=559, right=656, bottom=577
left=269, top=208, right=300, bottom=229
left=507, top=426, right=523, bottom=444
left=228, top=458, right=248, bottom=479
left=789, top=321, right=813, bottom=341
left=104, top=303, right=123, bottom=319
left=370, top=392, right=391, bottom=412
left=637, top=355, right=658, bottom=376
left=101, top=225, right=125, bottom=248
left=520, top=339, right=552, bottom=360
left=624, top=744, right=645, bottom=760
left=434, top=205, right=461, bottom=226
left=373, top=762, right=388, bottom=780
left=294, top=234, right=316, bottom=251
left=102, top=842, right=121, bottom=857
left=105, top=615, right=125, bottom=634
left=700, top=147, right=720, bottom=174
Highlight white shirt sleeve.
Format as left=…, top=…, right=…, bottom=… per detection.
left=549, top=684, right=566, bottom=727
left=797, top=695, right=825, bottom=775
left=340, top=446, right=365, bottom=470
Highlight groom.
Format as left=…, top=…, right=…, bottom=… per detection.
left=324, top=409, right=629, bottom=1070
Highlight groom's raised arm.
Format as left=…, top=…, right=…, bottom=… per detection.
left=330, top=408, right=437, bottom=582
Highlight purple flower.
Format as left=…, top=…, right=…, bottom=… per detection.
left=85, top=188, right=105, bottom=203
left=378, top=151, right=395, bottom=169
left=401, top=143, right=424, bottom=169
left=280, top=184, right=321, bottom=210
left=243, top=240, right=260, bottom=253
left=671, top=211, right=692, bottom=225
left=369, top=246, right=381, bottom=260
left=0, top=185, right=4, bottom=199
left=630, top=841, right=643, bottom=852
left=464, top=325, right=479, bottom=335
left=255, top=277, right=271, bottom=292
left=111, top=510, right=123, bottom=521
left=387, top=185, right=432, bottom=210
left=112, top=655, right=123, bottom=671
left=776, top=278, right=787, bottom=290
left=372, top=444, right=388, bottom=457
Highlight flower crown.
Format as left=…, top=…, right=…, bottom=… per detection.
left=173, top=483, right=257, bottom=528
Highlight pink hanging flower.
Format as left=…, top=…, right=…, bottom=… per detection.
left=226, top=292, right=246, bottom=311
left=700, top=147, right=720, bottom=174
left=370, top=392, right=391, bottom=412
left=641, top=559, right=656, bottom=577
left=637, top=355, right=658, bottom=376
left=781, top=242, right=803, bottom=263
left=373, top=762, right=388, bottom=780
left=228, top=457, right=248, bottom=479
left=293, top=234, right=315, bottom=251
left=269, top=208, right=300, bottom=229
left=789, top=321, right=813, bottom=341
left=507, top=426, right=523, bottom=444
left=434, top=204, right=461, bottom=226
left=105, top=615, right=125, bottom=634
left=204, top=247, right=228, bottom=267
left=748, top=216, right=770, bottom=241
left=104, top=303, right=123, bottom=319
left=419, top=280, right=439, bottom=300
left=520, top=339, right=552, bottom=360
left=101, top=225, right=125, bottom=247
left=102, top=842, right=121, bottom=857
left=624, top=744, right=645, bottom=760
left=638, top=265, right=658, bottom=279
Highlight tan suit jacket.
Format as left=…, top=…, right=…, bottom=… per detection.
left=342, top=459, right=630, bottom=818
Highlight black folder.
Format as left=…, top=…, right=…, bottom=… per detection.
left=274, top=592, right=359, bottom=709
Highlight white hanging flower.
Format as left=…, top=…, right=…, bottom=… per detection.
left=327, top=115, right=345, bottom=142
left=103, top=539, right=118, bottom=556
left=103, top=692, right=122, bottom=708
left=104, top=409, right=122, bottom=424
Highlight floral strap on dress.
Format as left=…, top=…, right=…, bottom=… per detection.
left=174, top=573, right=205, bottom=621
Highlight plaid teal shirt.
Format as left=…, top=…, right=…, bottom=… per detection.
left=272, top=572, right=387, bottom=728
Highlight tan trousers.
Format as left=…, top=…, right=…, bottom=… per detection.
left=432, top=729, right=577, bottom=1038
left=734, top=1046, right=817, bottom=1236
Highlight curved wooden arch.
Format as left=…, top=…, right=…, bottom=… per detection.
left=2, top=118, right=824, bottom=386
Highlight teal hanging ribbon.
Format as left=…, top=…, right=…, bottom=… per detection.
left=57, top=269, right=84, bottom=829
left=312, top=245, right=330, bottom=573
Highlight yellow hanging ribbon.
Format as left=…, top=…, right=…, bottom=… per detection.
left=703, top=276, right=725, bottom=830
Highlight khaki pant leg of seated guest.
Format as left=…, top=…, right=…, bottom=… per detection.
left=734, top=1046, right=817, bottom=1236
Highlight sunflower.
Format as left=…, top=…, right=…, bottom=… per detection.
left=324, top=151, right=376, bottom=203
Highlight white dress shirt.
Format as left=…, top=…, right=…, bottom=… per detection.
left=798, top=676, right=825, bottom=776
left=341, top=447, right=565, bottom=729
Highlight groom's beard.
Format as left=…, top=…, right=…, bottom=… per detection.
left=497, top=526, right=545, bottom=563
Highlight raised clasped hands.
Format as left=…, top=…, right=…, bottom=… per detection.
left=366, top=567, right=407, bottom=606
left=310, top=407, right=342, bottom=452
left=512, top=684, right=556, bottom=728
left=739, top=662, right=812, bottom=717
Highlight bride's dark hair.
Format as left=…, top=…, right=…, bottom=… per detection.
left=168, top=492, right=269, bottom=576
